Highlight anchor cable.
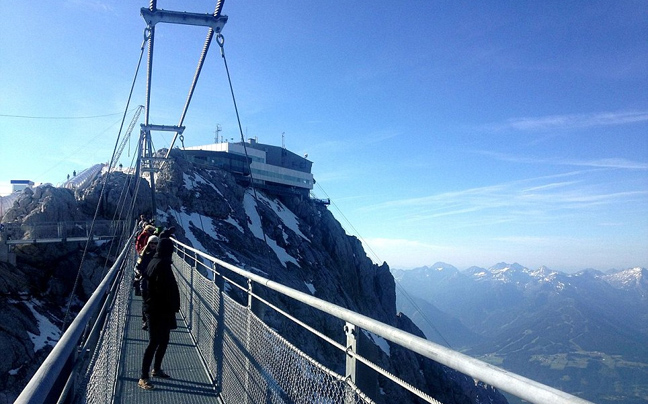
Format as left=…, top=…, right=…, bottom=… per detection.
left=217, top=33, right=277, bottom=275
left=315, top=182, right=453, bottom=349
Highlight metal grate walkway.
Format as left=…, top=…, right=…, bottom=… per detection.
left=112, top=291, right=220, bottom=403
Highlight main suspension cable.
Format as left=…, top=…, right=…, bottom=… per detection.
left=164, top=0, right=227, bottom=160
left=62, top=33, right=148, bottom=331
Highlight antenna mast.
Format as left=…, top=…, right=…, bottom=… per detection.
left=215, top=124, right=222, bottom=143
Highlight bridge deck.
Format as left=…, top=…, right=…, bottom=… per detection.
left=113, top=291, right=220, bottom=404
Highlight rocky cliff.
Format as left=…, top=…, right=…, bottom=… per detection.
left=149, top=149, right=506, bottom=404
left=0, top=151, right=507, bottom=404
left=0, top=185, right=117, bottom=403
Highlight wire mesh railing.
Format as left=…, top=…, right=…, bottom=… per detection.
left=173, top=239, right=594, bottom=404
left=173, top=245, right=374, bottom=404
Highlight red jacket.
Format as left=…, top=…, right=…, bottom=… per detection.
left=135, top=230, right=151, bottom=254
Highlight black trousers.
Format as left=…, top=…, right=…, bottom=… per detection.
left=140, top=313, right=172, bottom=379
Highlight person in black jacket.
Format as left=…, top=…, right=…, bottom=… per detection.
left=134, top=235, right=158, bottom=330
left=159, top=226, right=176, bottom=239
left=138, top=238, right=180, bottom=390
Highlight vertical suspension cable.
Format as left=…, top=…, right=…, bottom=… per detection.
left=142, top=0, right=157, bottom=219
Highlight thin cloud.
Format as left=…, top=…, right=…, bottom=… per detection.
left=492, top=235, right=570, bottom=245
left=66, top=0, right=114, bottom=13
left=363, top=130, right=400, bottom=145
left=361, top=171, right=647, bottom=230
left=476, top=150, right=648, bottom=171
left=486, top=110, right=648, bottom=132
left=366, top=171, right=587, bottom=211
left=565, top=158, right=648, bottom=170
left=521, top=181, right=579, bottom=193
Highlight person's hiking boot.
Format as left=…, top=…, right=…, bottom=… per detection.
left=152, top=369, right=171, bottom=378
left=138, top=379, right=154, bottom=390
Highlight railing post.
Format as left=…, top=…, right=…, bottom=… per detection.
left=243, top=278, right=255, bottom=404
left=247, top=279, right=254, bottom=310
left=214, top=260, right=225, bottom=397
left=344, top=322, right=358, bottom=404
left=187, top=246, right=194, bottom=331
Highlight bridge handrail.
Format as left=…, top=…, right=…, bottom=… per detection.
left=2, top=220, right=127, bottom=242
left=173, top=238, right=592, bottom=404
left=14, top=232, right=135, bottom=404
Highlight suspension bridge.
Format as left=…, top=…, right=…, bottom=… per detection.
left=10, top=2, right=595, bottom=403
left=15, top=232, right=593, bottom=404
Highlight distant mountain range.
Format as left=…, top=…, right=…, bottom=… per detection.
left=392, top=262, right=648, bottom=404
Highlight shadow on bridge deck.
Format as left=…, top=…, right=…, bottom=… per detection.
left=114, top=291, right=220, bottom=404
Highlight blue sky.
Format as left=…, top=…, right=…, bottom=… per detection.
left=1, top=1, right=646, bottom=272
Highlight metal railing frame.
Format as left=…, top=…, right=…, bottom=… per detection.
left=14, top=232, right=135, bottom=404
left=2, top=220, right=127, bottom=243
left=173, top=239, right=593, bottom=404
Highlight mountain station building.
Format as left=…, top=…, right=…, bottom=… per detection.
left=10, top=180, right=34, bottom=193
left=183, top=139, right=314, bottom=196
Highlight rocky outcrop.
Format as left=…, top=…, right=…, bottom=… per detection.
left=3, top=186, right=83, bottom=226
left=75, top=171, right=152, bottom=218
left=0, top=249, right=110, bottom=404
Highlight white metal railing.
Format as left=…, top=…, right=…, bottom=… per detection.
left=2, top=220, right=127, bottom=243
left=172, top=239, right=593, bottom=404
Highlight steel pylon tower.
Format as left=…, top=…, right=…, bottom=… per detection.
left=137, top=1, right=228, bottom=220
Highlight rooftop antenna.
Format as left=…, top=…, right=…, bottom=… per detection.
left=215, top=124, right=222, bottom=143
left=282, top=132, right=285, bottom=149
